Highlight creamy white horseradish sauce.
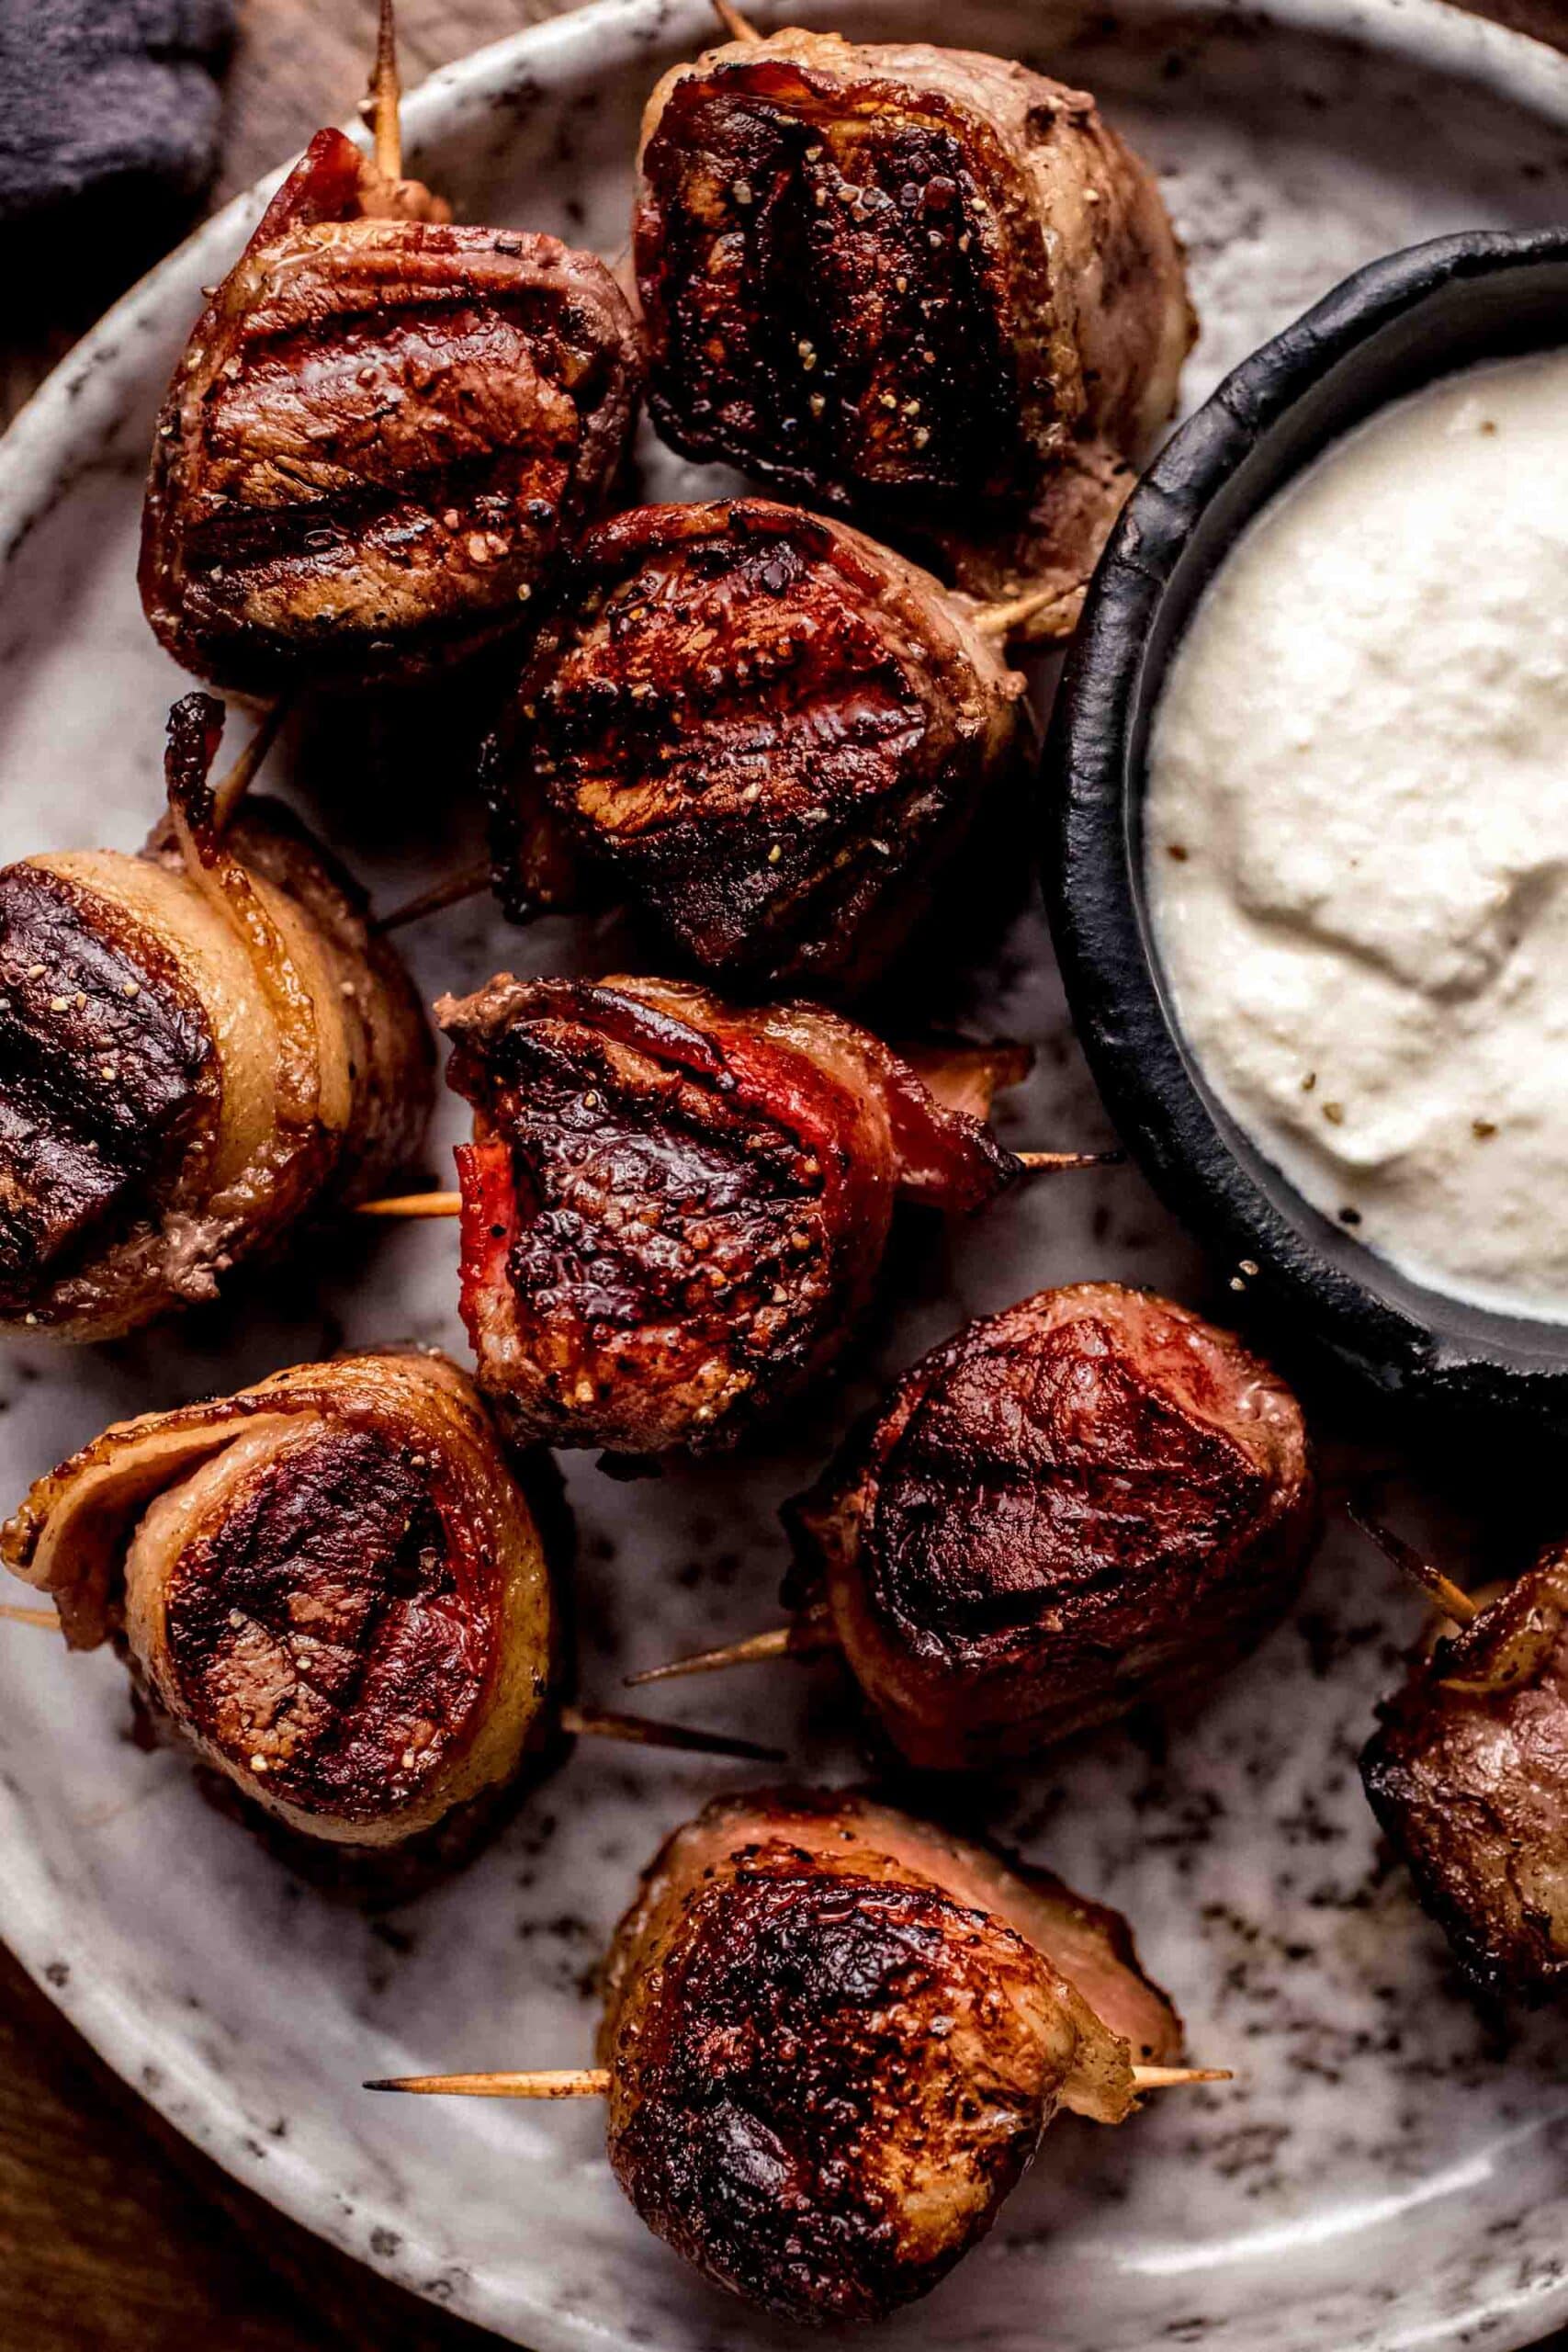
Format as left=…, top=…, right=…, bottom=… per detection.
left=1147, top=349, right=1568, bottom=1323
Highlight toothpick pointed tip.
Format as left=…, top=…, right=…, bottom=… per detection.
left=374, top=861, right=492, bottom=933
left=366, top=2067, right=611, bottom=2098
left=1346, top=1499, right=1479, bottom=1625
left=625, top=1624, right=796, bottom=1687
left=1013, top=1148, right=1125, bottom=1173
left=974, top=582, right=1072, bottom=639
left=559, top=1702, right=782, bottom=1763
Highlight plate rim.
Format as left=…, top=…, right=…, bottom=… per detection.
left=6, top=0, right=1568, bottom=2345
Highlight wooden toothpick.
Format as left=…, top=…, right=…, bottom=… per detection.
left=973, top=585, right=1073, bottom=641
left=1131, top=2065, right=1232, bottom=2089
left=355, top=1147, right=1120, bottom=1220
left=367, top=0, right=403, bottom=183
left=1014, top=1148, right=1124, bottom=1173
left=367, top=2062, right=1229, bottom=2098
left=367, top=2067, right=612, bottom=2097
left=375, top=861, right=492, bottom=934
left=0, top=1603, right=59, bottom=1631
left=710, top=0, right=762, bottom=41
left=210, top=700, right=288, bottom=832
left=355, top=1191, right=463, bottom=1219
left=1347, top=1502, right=1479, bottom=1627
left=626, top=1624, right=796, bottom=1688
left=559, top=1702, right=780, bottom=1763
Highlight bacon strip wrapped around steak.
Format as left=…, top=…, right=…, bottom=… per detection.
left=0, top=695, right=431, bottom=1342
left=599, top=1786, right=1182, bottom=2325
left=484, top=497, right=1025, bottom=993
left=141, top=127, right=642, bottom=696
left=785, top=1283, right=1318, bottom=1770
left=1362, top=1548, right=1568, bottom=2005
left=635, top=29, right=1193, bottom=641
left=1, top=1350, right=567, bottom=1895
left=438, top=972, right=1027, bottom=1457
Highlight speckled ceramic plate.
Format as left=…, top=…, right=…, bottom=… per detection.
left=5, top=1, right=1568, bottom=2346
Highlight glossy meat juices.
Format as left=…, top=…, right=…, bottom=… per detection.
left=1148, top=349, right=1568, bottom=1320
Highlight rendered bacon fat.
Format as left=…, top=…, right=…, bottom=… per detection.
left=635, top=30, right=1193, bottom=640
left=1362, top=1548, right=1568, bottom=2004
left=141, top=128, right=642, bottom=695
left=786, top=1283, right=1318, bottom=1769
left=599, top=1786, right=1181, bottom=2325
left=439, top=974, right=1026, bottom=1456
left=0, top=695, right=431, bottom=1341
left=1, top=1350, right=565, bottom=1887
left=484, top=497, right=1024, bottom=992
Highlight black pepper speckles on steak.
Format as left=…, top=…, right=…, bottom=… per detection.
left=438, top=972, right=1025, bottom=1458
left=635, top=30, right=1193, bottom=640
left=141, top=128, right=642, bottom=695
left=483, top=497, right=1023, bottom=995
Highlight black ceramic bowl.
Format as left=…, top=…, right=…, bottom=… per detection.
left=1045, top=229, right=1568, bottom=1437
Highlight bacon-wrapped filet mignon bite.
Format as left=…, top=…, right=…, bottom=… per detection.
left=784, top=1283, right=1318, bottom=1770
left=635, top=29, right=1193, bottom=641
left=0, top=695, right=431, bottom=1342
left=438, top=972, right=1030, bottom=1457
left=483, top=497, right=1025, bottom=993
left=140, top=126, right=642, bottom=696
left=1, top=1350, right=568, bottom=1897
left=1362, top=1548, right=1568, bottom=2005
left=599, top=1786, right=1182, bottom=2325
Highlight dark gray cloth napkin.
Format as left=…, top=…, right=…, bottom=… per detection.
left=0, top=0, right=232, bottom=225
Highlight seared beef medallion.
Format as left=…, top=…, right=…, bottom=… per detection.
left=1, top=1350, right=567, bottom=1895
left=0, top=695, right=431, bottom=1341
left=438, top=972, right=1028, bottom=1456
left=599, top=1787, right=1182, bottom=2324
left=141, top=125, right=642, bottom=695
left=636, top=29, right=1193, bottom=639
left=483, top=497, right=1025, bottom=993
left=1363, top=1547, right=1568, bottom=2004
left=785, top=1283, right=1319, bottom=1768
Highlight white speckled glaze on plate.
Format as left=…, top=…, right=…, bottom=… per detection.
left=4, top=1, right=1568, bottom=2345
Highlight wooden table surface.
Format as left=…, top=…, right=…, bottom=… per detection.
left=1, top=0, right=1566, bottom=2345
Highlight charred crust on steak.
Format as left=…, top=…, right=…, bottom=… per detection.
left=162, top=1420, right=494, bottom=1821
left=786, top=1283, right=1318, bottom=1768
left=483, top=497, right=1022, bottom=993
left=0, top=864, right=218, bottom=1312
left=141, top=128, right=643, bottom=695
left=1362, top=1548, right=1568, bottom=2005
left=603, top=1862, right=1062, bottom=2324
left=441, top=977, right=849, bottom=1454
left=635, top=34, right=1193, bottom=640
left=438, top=975, right=1019, bottom=1455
